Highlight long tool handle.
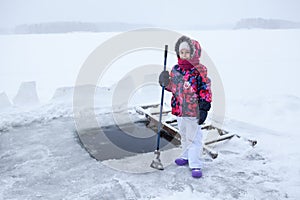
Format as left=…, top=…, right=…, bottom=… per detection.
left=156, top=45, right=168, bottom=150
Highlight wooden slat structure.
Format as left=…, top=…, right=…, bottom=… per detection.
left=135, top=104, right=257, bottom=159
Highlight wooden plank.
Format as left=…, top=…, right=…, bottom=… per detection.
left=203, top=145, right=218, bottom=159
left=144, top=112, right=181, bottom=141
left=151, top=110, right=172, bottom=115
left=202, top=124, right=229, bottom=135
left=204, top=133, right=235, bottom=145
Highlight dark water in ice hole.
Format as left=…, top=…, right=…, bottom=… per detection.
left=76, top=121, right=180, bottom=161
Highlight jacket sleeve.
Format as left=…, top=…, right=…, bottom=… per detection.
left=165, top=68, right=175, bottom=93
left=197, top=64, right=212, bottom=103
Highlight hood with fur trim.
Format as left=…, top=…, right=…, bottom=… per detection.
left=175, top=36, right=195, bottom=58
left=175, top=36, right=202, bottom=66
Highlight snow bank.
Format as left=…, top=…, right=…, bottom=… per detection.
left=51, top=84, right=109, bottom=100
left=0, top=92, right=11, bottom=109
left=13, top=81, right=39, bottom=107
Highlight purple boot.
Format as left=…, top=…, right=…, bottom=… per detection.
left=191, top=168, right=202, bottom=178
left=175, top=158, right=188, bottom=166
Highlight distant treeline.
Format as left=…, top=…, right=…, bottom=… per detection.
left=2, top=21, right=154, bottom=34
left=234, top=18, right=300, bottom=29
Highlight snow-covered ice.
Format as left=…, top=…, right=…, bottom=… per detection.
left=0, top=29, right=300, bottom=199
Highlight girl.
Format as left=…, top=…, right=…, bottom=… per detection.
left=159, top=35, right=212, bottom=178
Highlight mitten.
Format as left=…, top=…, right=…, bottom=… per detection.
left=159, top=71, right=170, bottom=87
left=198, top=101, right=211, bottom=125
left=198, top=110, right=208, bottom=125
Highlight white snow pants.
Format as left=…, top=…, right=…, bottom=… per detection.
left=177, top=117, right=203, bottom=169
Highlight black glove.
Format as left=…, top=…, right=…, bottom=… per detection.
left=198, top=101, right=211, bottom=125
left=159, top=71, right=170, bottom=87
left=198, top=110, right=208, bottom=125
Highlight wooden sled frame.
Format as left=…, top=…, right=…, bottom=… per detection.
left=135, top=104, right=257, bottom=159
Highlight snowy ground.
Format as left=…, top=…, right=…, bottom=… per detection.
left=0, top=29, right=300, bottom=199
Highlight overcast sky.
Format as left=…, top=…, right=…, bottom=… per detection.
left=0, top=0, right=300, bottom=28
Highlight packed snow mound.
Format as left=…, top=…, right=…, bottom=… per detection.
left=13, top=81, right=39, bottom=107
left=50, top=84, right=161, bottom=112
left=51, top=86, right=75, bottom=101
left=0, top=92, right=11, bottom=109
left=51, top=85, right=111, bottom=102
left=50, top=84, right=114, bottom=117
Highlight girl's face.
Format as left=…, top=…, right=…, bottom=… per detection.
left=179, top=49, right=191, bottom=60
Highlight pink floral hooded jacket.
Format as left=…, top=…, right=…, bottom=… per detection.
left=165, top=37, right=212, bottom=117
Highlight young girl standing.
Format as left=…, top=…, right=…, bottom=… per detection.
left=159, top=35, right=212, bottom=178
